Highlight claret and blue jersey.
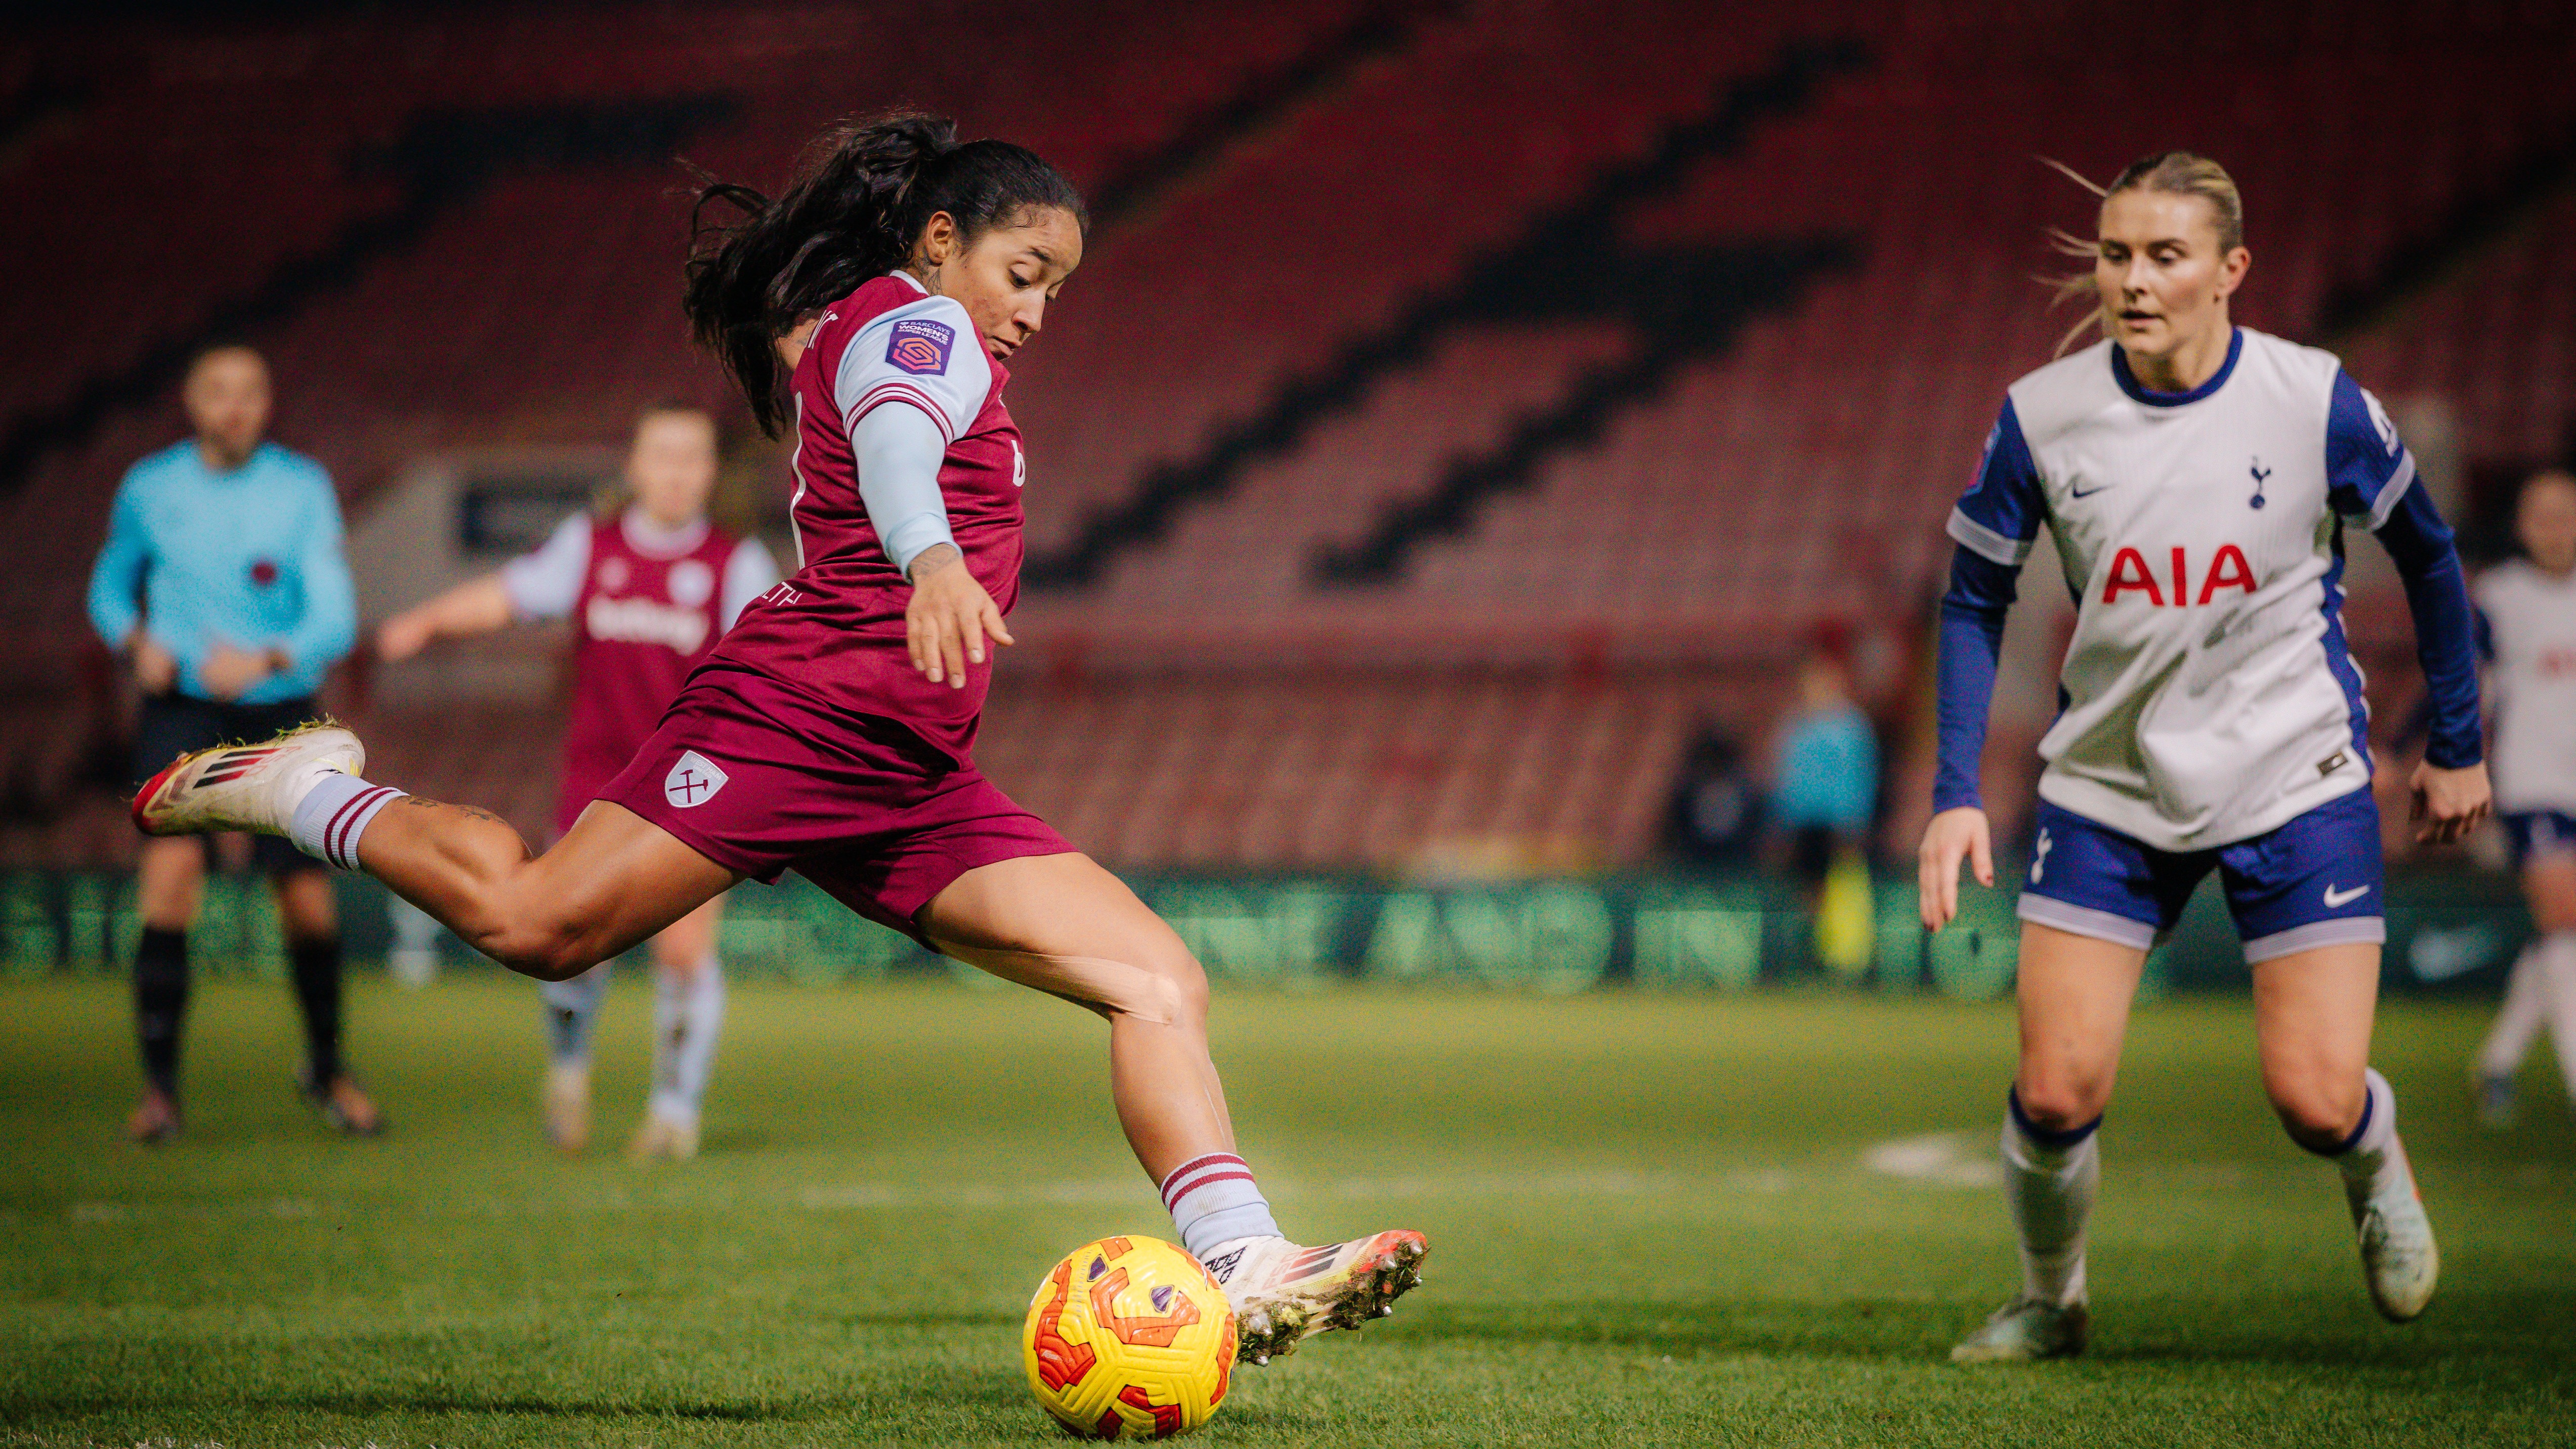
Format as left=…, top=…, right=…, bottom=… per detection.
left=1935, top=327, right=2483, bottom=951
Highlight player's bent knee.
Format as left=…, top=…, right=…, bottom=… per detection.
left=2267, top=1074, right=2366, bottom=1144
left=2014, top=1080, right=2110, bottom=1134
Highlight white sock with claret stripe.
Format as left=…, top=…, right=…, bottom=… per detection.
left=287, top=772, right=406, bottom=872
left=1160, top=1152, right=1281, bottom=1260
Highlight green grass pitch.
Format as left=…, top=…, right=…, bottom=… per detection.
left=2, top=975, right=2570, bottom=1446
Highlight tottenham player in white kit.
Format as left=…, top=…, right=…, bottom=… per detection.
left=1919, top=153, right=2490, bottom=1362
left=2470, top=469, right=2576, bottom=1124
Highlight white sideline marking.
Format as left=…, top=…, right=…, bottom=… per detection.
left=1860, top=1131, right=2001, bottom=1189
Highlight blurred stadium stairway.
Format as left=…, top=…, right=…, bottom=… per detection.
left=2, top=1, right=2571, bottom=876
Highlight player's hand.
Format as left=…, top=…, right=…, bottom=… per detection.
left=1918, top=805, right=1994, bottom=930
left=905, top=544, right=1013, bottom=690
left=2409, top=759, right=2491, bottom=845
left=197, top=643, right=271, bottom=701
left=376, top=610, right=436, bottom=662
left=128, top=633, right=179, bottom=695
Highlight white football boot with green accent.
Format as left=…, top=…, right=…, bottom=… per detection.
left=131, top=721, right=363, bottom=838
left=1197, top=1230, right=1428, bottom=1366
left=2351, top=1167, right=2439, bottom=1322
left=1950, top=1297, right=2090, bottom=1363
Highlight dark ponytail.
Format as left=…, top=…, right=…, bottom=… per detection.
left=682, top=110, right=1086, bottom=435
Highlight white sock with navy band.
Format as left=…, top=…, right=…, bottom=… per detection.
left=287, top=772, right=406, bottom=872
left=1159, top=1152, right=1282, bottom=1260
left=2002, top=1088, right=2099, bottom=1308
left=2322, top=1068, right=2408, bottom=1208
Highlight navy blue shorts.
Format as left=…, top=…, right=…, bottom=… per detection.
left=2500, top=811, right=2576, bottom=869
left=2016, top=788, right=2385, bottom=963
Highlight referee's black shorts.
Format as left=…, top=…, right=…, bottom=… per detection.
left=133, top=693, right=327, bottom=876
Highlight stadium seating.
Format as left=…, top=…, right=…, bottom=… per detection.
left=9, top=0, right=2572, bottom=872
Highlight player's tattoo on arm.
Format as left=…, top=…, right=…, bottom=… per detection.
left=401, top=795, right=505, bottom=826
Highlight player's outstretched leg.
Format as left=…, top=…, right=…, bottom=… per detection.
left=918, top=852, right=1427, bottom=1367
left=132, top=723, right=737, bottom=984
left=2255, top=945, right=2436, bottom=1323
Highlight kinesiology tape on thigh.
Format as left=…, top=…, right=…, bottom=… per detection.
left=937, top=943, right=1183, bottom=1025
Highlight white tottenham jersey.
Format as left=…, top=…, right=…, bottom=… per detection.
left=2476, top=560, right=2576, bottom=814
left=1949, top=329, right=2415, bottom=851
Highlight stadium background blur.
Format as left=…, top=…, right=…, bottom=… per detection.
left=9, top=0, right=2573, bottom=992
left=4, top=3, right=2574, bottom=1445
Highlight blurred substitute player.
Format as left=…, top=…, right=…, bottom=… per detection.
left=2467, top=468, right=2576, bottom=1125
left=132, top=112, right=1425, bottom=1365
left=1920, top=153, right=2487, bottom=1360
left=374, top=406, right=778, bottom=1159
left=88, top=344, right=376, bottom=1142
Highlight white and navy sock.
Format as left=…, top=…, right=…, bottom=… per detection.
left=2003, top=1088, right=2100, bottom=1309
left=542, top=965, right=610, bottom=1066
left=648, top=954, right=726, bottom=1129
left=287, top=773, right=405, bottom=872
left=1159, top=1152, right=1282, bottom=1261
left=2318, top=1068, right=2410, bottom=1210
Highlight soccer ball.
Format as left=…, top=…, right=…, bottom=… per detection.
left=1023, top=1235, right=1236, bottom=1439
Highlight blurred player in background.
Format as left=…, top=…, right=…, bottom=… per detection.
left=375, top=405, right=778, bottom=1159
left=2467, top=468, right=2576, bottom=1125
left=1921, top=153, right=2487, bottom=1360
left=87, top=344, right=375, bottom=1142
left=135, top=112, right=1426, bottom=1365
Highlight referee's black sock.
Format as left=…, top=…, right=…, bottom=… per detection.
left=289, top=936, right=346, bottom=1086
left=133, top=926, right=189, bottom=1100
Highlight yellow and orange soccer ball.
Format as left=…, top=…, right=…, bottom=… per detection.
left=1023, top=1235, right=1236, bottom=1439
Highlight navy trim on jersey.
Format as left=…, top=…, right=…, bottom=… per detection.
left=2315, top=542, right=2374, bottom=761
left=1947, top=399, right=2043, bottom=563
left=2108, top=326, right=2243, bottom=407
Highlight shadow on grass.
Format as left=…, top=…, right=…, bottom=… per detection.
left=1390, top=1293, right=2576, bottom=1378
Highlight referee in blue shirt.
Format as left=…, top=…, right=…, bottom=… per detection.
left=88, top=345, right=382, bottom=1142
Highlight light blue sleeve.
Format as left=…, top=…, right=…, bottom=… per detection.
left=851, top=402, right=956, bottom=576
left=86, top=471, right=152, bottom=650
left=276, top=470, right=357, bottom=692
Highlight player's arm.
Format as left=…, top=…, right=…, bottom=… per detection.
left=378, top=514, right=587, bottom=661
left=833, top=298, right=1008, bottom=690
left=87, top=472, right=178, bottom=692
left=852, top=404, right=1010, bottom=689
left=1921, top=400, right=2044, bottom=928
left=2332, top=371, right=2489, bottom=843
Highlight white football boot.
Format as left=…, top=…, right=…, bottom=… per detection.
left=132, top=722, right=364, bottom=839
left=1198, top=1230, right=1427, bottom=1366
left=1949, top=1297, right=2090, bottom=1363
left=2349, top=1157, right=2439, bottom=1322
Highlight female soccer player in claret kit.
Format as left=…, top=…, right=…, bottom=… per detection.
left=375, top=404, right=780, bottom=1159
left=131, top=111, right=1424, bottom=1365
left=1919, top=153, right=2488, bottom=1361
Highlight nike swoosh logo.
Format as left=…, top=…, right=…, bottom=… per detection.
left=2069, top=483, right=2113, bottom=498
left=2323, top=884, right=2373, bottom=908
